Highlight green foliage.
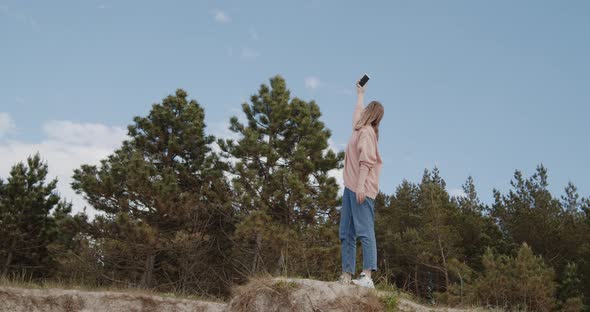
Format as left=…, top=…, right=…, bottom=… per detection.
left=557, top=263, right=585, bottom=311
left=2, top=78, right=590, bottom=308
left=381, top=292, right=400, bottom=312
left=376, top=169, right=486, bottom=301
left=491, top=166, right=581, bottom=267
left=0, top=154, right=84, bottom=279
left=560, top=297, right=585, bottom=312
left=491, top=166, right=590, bottom=308
left=271, top=280, right=299, bottom=294
left=219, top=75, right=343, bottom=278
left=72, top=89, right=234, bottom=296
left=470, top=243, right=556, bottom=311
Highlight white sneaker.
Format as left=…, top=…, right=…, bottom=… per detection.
left=338, top=274, right=352, bottom=285
left=352, top=272, right=375, bottom=289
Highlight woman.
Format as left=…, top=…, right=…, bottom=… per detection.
left=339, top=82, right=384, bottom=289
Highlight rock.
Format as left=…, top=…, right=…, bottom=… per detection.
left=226, top=277, right=384, bottom=312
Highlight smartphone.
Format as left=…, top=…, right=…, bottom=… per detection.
left=359, top=74, right=370, bottom=87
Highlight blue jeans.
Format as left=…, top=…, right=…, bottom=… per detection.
left=339, top=187, right=377, bottom=273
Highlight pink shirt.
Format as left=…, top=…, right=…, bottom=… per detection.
left=343, top=95, right=383, bottom=199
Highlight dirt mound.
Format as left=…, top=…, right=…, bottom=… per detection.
left=0, top=286, right=226, bottom=312
left=227, top=277, right=384, bottom=312
left=1, top=279, right=486, bottom=312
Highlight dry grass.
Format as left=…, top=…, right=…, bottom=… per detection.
left=324, top=293, right=385, bottom=312
left=228, top=277, right=386, bottom=312
left=228, top=277, right=300, bottom=311
left=0, top=286, right=222, bottom=312
left=1, top=275, right=493, bottom=312
left=0, top=289, right=85, bottom=312
left=0, top=275, right=222, bottom=303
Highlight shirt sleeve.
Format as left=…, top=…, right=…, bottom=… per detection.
left=352, top=94, right=364, bottom=129
left=356, top=127, right=377, bottom=192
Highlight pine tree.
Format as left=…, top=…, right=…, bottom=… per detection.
left=72, top=90, right=234, bottom=295
left=491, top=166, right=590, bottom=307
left=0, top=154, right=62, bottom=278
left=218, top=75, right=343, bottom=276
left=376, top=169, right=470, bottom=298
left=471, top=243, right=556, bottom=311
left=375, top=180, right=423, bottom=294
left=558, top=263, right=584, bottom=307
left=491, top=166, right=566, bottom=266
left=454, top=177, right=504, bottom=271
left=417, top=168, right=462, bottom=293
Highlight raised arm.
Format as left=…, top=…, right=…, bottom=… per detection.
left=352, top=83, right=365, bottom=129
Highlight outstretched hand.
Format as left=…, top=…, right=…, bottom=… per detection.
left=356, top=82, right=366, bottom=95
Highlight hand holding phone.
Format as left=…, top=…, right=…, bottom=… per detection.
left=358, top=74, right=370, bottom=87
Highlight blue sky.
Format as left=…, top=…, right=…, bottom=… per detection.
left=1, top=0, right=589, bottom=212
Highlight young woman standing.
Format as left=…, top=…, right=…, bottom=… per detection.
left=339, top=81, right=384, bottom=288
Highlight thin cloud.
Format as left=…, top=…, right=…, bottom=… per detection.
left=1, top=6, right=40, bottom=32
left=0, top=112, right=16, bottom=138
left=42, top=120, right=127, bottom=148
left=304, top=76, right=321, bottom=90
left=213, top=10, right=231, bottom=24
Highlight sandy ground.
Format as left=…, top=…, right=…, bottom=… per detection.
left=0, top=278, right=487, bottom=312
left=0, top=286, right=226, bottom=312
left=278, top=278, right=484, bottom=312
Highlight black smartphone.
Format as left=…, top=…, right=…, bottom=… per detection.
left=359, top=74, right=370, bottom=87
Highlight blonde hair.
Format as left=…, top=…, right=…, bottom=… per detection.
left=355, top=101, right=384, bottom=139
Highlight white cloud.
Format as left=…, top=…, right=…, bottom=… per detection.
left=449, top=188, right=467, bottom=198
left=328, top=168, right=344, bottom=195
left=209, top=108, right=246, bottom=155
left=210, top=120, right=238, bottom=154
left=0, top=112, right=15, bottom=138
left=326, top=139, right=345, bottom=194
left=209, top=117, right=243, bottom=184
left=213, top=10, right=231, bottom=24
left=0, top=119, right=128, bottom=217
left=42, top=120, right=126, bottom=148
left=304, top=76, right=321, bottom=90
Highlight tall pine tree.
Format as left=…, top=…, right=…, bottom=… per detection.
left=0, top=154, right=69, bottom=278
left=218, top=75, right=343, bottom=277
left=72, top=90, right=234, bottom=296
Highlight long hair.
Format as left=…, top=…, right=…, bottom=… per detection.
left=354, top=101, right=384, bottom=139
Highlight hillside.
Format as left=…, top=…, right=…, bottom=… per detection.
left=0, top=278, right=488, bottom=312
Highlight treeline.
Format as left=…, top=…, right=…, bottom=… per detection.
left=0, top=76, right=588, bottom=311
left=375, top=169, right=588, bottom=311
